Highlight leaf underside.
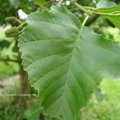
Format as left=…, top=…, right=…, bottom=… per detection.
left=19, top=7, right=120, bottom=120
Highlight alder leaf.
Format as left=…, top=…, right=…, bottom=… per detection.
left=19, top=7, right=120, bottom=120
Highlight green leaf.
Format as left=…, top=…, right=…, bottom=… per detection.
left=97, top=5, right=120, bottom=13
left=19, top=7, right=120, bottom=120
left=96, top=0, right=117, bottom=8
left=24, top=105, right=42, bottom=120
left=107, top=16, right=120, bottom=28
left=97, top=6, right=120, bottom=28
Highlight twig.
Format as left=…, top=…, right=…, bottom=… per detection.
left=84, top=6, right=97, bottom=10
left=74, top=2, right=92, bottom=15
left=0, top=58, right=18, bottom=63
left=43, top=0, right=55, bottom=6
left=92, top=11, right=120, bottom=16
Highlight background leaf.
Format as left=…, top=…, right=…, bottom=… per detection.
left=97, top=6, right=120, bottom=28
left=96, top=0, right=117, bottom=8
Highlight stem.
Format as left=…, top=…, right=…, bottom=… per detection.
left=82, top=15, right=89, bottom=27
left=38, top=5, right=49, bottom=11
left=74, top=2, right=92, bottom=15
left=92, top=11, right=120, bottom=16
left=80, top=15, right=89, bottom=32
left=84, top=6, right=97, bottom=10
left=17, top=22, right=27, bottom=30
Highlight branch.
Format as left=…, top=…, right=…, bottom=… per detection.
left=0, top=58, right=18, bottom=63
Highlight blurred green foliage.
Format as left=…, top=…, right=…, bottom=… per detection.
left=0, top=62, right=18, bottom=80
left=1, top=79, right=120, bottom=120
left=81, top=80, right=120, bottom=120
left=0, top=0, right=18, bottom=24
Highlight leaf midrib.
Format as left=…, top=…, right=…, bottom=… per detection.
left=53, top=28, right=81, bottom=118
